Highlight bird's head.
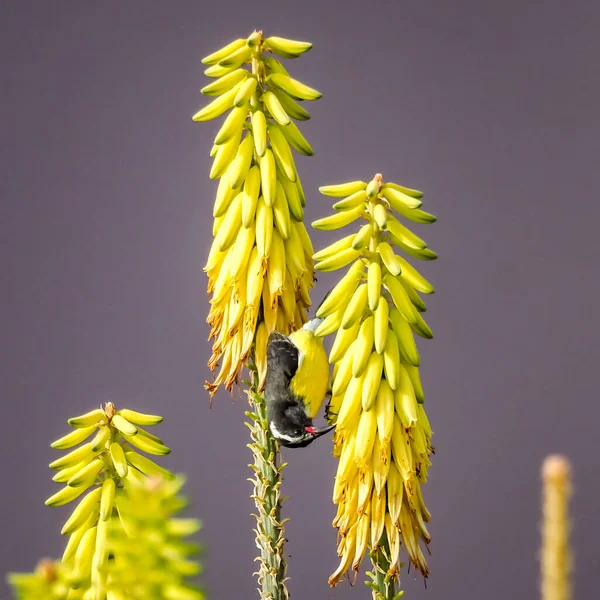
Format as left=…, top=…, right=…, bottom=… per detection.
left=269, top=401, right=335, bottom=448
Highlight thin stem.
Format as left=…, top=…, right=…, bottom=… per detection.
left=246, top=361, right=289, bottom=600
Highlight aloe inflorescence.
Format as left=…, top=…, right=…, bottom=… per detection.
left=541, top=455, right=573, bottom=600
left=311, top=174, right=436, bottom=595
left=196, top=31, right=323, bottom=600
left=196, top=31, right=320, bottom=399
left=7, top=402, right=203, bottom=600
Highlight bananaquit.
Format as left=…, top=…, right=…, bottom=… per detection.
left=265, top=318, right=334, bottom=448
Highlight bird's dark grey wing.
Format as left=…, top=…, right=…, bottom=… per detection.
left=266, top=331, right=299, bottom=382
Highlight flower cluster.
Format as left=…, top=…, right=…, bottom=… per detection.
left=102, top=474, right=203, bottom=600
left=7, top=560, right=70, bottom=600
left=7, top=402, right=203, bottom=600
left=311, top=174, right=436, bottom=586
left=195, top=32, right=321, bottom=396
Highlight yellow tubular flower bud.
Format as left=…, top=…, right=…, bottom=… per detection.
left=315, top=247, right=362, bottom=272
left=375, top=379, right=394, bottom=450
left=100, top=478, right=116, bottom=521
left=386, top=513, right=402, bottom=577
left=259, top=148, right=277, bottom=206
left=335, top=373, right=364, bottom=435
left=49, top=443, right=96, bottom=471
left=328, top=528, right=356, bottom=586
left=390, top=307, right=420, bottom=366
left=367, top=262, right=381, bottom=311
left=399, top=276, right=427, bottom=312
left=352, top=315, right=374, bottom=377
left=372, top=436, right=391, bottom=496
left=354, top=408, right=377, bottom=468
left=317, top=259, right=365, bottom=318
left=53, top=459, right=93, bottom=484
left=394, top=364, right=418, bottom=428
left=68, top=409, right=108, bottom=429
left=391, top=414, right=413, bottom=481
left=361, top=352, right=383, bottom=411
left=387, top=461, right=404, bottom=526
left=333, top=189, right=368, bottom=211
left=353, top=505, right=371, bottom=570
left=67, top=458, right=104, bottom=488
left=205, top=55, right=243, bottom=82
left=341, top=284, right=368, bottom=329
left=255, top=321, right=269, bottom=390
left=45, top=483, right=88, bottom=507
left=334, top=433, right=358, bottom=498
left=385, top=275, right=418, bottom=325
left=51, top=426, right=97, bottom=450
left=315, top=310, right=344, bottom=337
left=357, top=467, right=374, bottom=517
left=377, top=241, right=402, bottom=276
left=370, top=488, right=386, bottom=549
left=383, top=332, right=401, bottom=390
left=337, top=479, right=359, bottom=534
left=331, top=340, right=356, bottom=397
left=398, top=501, right=419, bottom=565
left=373, top=298, right=388, bottom=354
left=267, top=229, right=286, bottom=300
left=396, top=255, right=435, bottom=294
left=329, top=319, right=361, bottom=364
left=272, top=181, right=291, bottom=239
left=353, top=223, right=373, bottom=250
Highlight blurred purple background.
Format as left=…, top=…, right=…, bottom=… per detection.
left=1, top=1, right=599, bottom=598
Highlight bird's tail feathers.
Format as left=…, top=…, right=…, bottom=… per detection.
left=302, top=317, right=324, bottom=333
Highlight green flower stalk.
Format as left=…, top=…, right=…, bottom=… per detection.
left=311, top=174, right=436, bottom=593
left=195, top=31, right=320, bottom=600
left=42, top=402, right=179, bottom=599
left=541, top=455, right=573, bottom=600
left=246, top=364, right=288, bottom=600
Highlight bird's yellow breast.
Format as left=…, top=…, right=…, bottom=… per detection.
left=288, top=329, right=330, bottom=419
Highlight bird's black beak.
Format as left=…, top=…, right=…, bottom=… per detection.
left=305, top=424, right=335, bottom=439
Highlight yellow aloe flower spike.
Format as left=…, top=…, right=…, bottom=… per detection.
left=39, top=401, right=193, bottom=600
left=6, top=559, right=70, bottom=600
left=197, top=31, right=320, bottom=600
left=312, top=173, right=437, bottom=595
left=541, top=455, right=573, bottom=600
left=196, top=30, right=320, bottom=399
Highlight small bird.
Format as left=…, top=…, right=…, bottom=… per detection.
left=265, top=318, right=335, bottom=448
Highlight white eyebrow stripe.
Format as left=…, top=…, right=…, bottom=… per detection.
left=270, top=422, right=299, bottom=444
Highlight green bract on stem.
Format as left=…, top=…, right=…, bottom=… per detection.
left=365, top=535, right=404, bottom=600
